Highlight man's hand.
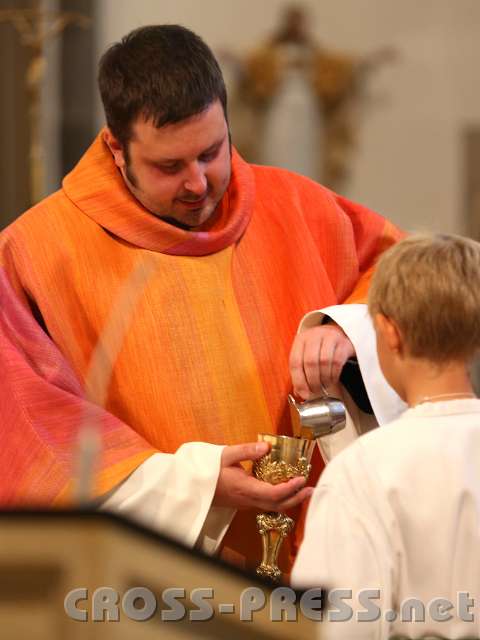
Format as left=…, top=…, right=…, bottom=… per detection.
left=289, top=323, right=355, bottom=400
left=213, top=442, right=313, bottom=511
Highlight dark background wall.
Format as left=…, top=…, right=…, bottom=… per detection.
left=0, top=0, right=33, bottom=228
left=60, top=0, right=94, bottom=176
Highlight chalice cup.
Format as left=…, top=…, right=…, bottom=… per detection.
left=253, top=433, right=316, bottom=582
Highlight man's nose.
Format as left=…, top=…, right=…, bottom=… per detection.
left=184, top=163, right=207, bottom=195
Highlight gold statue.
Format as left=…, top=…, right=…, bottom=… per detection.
left=227, top=4, right=395, bottom=190
left=0, top=1, right=90, bottom=204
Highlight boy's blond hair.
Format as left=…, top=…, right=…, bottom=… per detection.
left=368, top=233, right=480, bottom=363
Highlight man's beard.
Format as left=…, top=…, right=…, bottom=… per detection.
left=160, top=216, right=196, bottom=231
left=124, top=155, right=139, bottom=189
left=122, top=159, right=212, bottom=230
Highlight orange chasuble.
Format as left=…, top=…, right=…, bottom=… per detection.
left=0, top=134, right=402, bottom=572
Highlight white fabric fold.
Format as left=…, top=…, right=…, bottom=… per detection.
left=101, top=442, right=234, bottom=553
left=316, top=387, right=377, bottom=463
left=299, top=304, right=406, bottom=426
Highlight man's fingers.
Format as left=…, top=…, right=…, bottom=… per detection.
left=323, top=340, right=355, bottom=388
left=259, top=482, right=313, bottom=512
left=221, top=441, right=269, bottom=467
left=289, top=335, right=310, bottom=400
left=263, top=475, right=307, bottom=500
left=251, top=475, right=311, bottom=511
left=302, top=336, right=322, bottom=397
left=329, top=341, right=352, bottom=385
left=276, top=486, right=314, bottom=511
left=214, top=465, right=313, bottom=511
left=318, top=337, right=336, bottom=391
left=291, top=324, right=356, bottom=396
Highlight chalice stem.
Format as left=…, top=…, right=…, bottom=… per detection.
left=256, top=511, right=294, bottom=581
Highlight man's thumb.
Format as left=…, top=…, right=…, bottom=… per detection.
left=221, top=441, right=270, bottom=467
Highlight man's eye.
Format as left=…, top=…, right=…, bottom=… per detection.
left=158, top=164, right=180, bottom=174
left=200, top=148, right=219, bottom=163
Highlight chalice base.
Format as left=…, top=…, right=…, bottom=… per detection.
left=256, top=511, right=294, bottom=582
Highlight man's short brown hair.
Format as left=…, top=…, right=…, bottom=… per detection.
left=368, top=233, right=480, bottom=363
left=98, top=25, right=227, bottom=150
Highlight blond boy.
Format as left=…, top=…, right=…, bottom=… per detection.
left=292, top=234, right=480, bottom=639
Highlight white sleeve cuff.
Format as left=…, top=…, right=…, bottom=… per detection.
left=100, top=442, right=233, bottom=552
left=195, top=505, right=236, bottom=555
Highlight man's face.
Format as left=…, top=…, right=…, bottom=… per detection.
left=106, top=100, right=231, bottom=229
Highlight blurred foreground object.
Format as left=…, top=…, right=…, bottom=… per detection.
left=0, top=510, right=317, bottom=639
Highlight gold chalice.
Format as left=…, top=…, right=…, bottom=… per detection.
left=253, top=394, right=347, bottom=581
left=253, top=433, right=316, bottom=581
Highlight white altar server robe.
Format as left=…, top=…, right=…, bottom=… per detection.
left=292, top=399, right=480, bottom=640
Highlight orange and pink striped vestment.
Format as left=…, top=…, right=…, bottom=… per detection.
left=0, top=134, right=402, bottom=571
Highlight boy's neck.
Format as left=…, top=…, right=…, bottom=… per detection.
left=402, top=358, right=475, bottom=408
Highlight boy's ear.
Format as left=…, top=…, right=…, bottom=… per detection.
left=103, top=128, right=126, bottom=170
left=375, top=313, right=403, bottom=355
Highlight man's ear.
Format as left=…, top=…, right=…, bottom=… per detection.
left=103, top=128, right=126, bottom=170
left=375, top=313, right=404, bottom=355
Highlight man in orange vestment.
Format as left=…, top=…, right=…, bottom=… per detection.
left=0, top=25, right=403, bottom=572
